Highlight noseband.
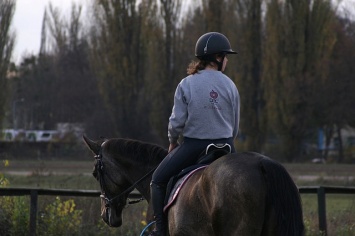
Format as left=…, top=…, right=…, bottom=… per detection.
left=94, top=151, right=157, bottom=208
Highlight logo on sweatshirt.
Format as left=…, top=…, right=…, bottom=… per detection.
left=203, top=90, right=221, bottom=110
left=209, top=90, right=218, bottom=104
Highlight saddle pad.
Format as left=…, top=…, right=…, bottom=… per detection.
left=163, top=165, right=207, bottom=213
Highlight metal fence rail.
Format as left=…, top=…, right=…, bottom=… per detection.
left=1, top=186, right=355, bottom=236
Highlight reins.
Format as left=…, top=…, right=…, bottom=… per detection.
left=95, top=152, right=157, bottom=206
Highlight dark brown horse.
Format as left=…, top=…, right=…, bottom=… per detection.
left=83, top=136, right=304, bottom=236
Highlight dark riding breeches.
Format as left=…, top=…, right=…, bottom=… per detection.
left=151, top=137, right=235, bottom=187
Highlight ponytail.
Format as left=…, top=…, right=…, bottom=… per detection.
left=187, top=60, right=210, bottom=75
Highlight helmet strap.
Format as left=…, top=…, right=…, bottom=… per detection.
left=217, top=55, right=225, bottom=71
left=200, top=54, right=225, bottom=71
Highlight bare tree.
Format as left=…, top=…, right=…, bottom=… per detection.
left=89, top=0, right=153, bottom=139
left=320, top=17, right=355, bottom=162
left=263, top=0, right=337, bottom=161
left=0, top=0, right=15, bottom=128
left=13, top=3, right=98, bottom=135
left=147, top=0, right=184, bottom=143
left=231, top=0, right=264, bottom=152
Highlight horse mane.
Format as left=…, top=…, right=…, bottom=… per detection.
left=104, top=138, right=168, bottom=164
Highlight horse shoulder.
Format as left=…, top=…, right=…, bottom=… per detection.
left=169, top=154, right=267, bottom=236
left=168, top=171, right=214, bottom=236
left=201, top=154, right=268, bottom=235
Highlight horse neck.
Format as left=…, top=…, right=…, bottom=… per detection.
left=136, top=176, right=153, bottom=202
left=118, top=161, right=152, bottom=201
left=115, top=154, right=163, bottom=203
left=107, top=138, right=167, bottom=201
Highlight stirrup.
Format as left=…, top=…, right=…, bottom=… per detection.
left=140, top=221, right=156, bottom=236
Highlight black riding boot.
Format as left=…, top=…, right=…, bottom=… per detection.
left=149, top=182, right=167, bottom=236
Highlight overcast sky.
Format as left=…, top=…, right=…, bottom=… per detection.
left=11, top=0, right=354, bottom=64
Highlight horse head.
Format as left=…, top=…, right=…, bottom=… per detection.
left=83, top=135, right=132, bottom=227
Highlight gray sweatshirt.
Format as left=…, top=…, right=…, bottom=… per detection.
left=168, top=69, right=240, bottom=144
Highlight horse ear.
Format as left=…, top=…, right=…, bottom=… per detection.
left=82, top=135, right=102, bottom=156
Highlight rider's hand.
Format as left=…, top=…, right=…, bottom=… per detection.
left=168, top=143, right=178, bottom=153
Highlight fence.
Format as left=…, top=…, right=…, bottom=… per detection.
left=299, top=186, right=355, bottom=235
left=1, top=186, right=355, bottom=236
left=0, top=187, right=141, bottom=236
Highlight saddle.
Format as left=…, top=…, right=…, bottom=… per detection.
left=197, top=143, right=232, bottom=165
left=164, top=143, right=231, bottom=212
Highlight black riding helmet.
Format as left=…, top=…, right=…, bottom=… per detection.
left=195, top=32, right=237, bottom=71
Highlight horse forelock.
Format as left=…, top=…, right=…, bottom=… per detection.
left=103, top=138, right=167, bottom=165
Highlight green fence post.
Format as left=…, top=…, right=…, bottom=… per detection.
left=317, top=186, right=327, bottom=235
left=30, top=190, right=38, bottom=236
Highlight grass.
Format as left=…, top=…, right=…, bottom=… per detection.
left=302, top=194, right=355, bottom=235
left=1, top=159, right=355, bottom=235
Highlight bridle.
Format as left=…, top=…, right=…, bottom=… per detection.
left=94, top=151, right=157, bottom=209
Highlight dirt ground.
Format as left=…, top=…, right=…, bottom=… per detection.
left=1, top=160, right=93, bottom=176
left=2, top=160, right=355, bottom=185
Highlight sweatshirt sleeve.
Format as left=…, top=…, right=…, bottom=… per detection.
left=233, top=89, right=240, bottom=139
left=168, top=82, right=188, bottom=144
